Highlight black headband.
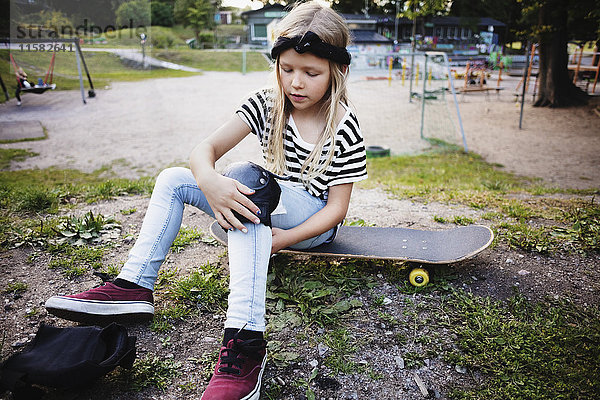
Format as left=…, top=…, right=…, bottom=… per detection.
left=271, top=31, right=351, bottom=65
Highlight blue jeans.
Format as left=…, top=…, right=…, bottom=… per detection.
left=117, top=167, right=335, bottom=331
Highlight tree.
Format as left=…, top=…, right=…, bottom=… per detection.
left=332, top=0, right=399, bottom=15
left=174, top=0, right=218, bottom=45
left=38, top=10, right=73, bottom=35
left=46, top=0, right=128, bottom=28
left=115, top=0, right=151, bottom=27
left=449, top=0, right=522, bottom=44
left=151, top=1, right=175, bottom=27
left=567, top=0, right=600, bottom=50
left=521, top=0, right=591, bottom=107
left=331, top=0, right=369, bottom=14
left=400, top=1, right=451, bottom=48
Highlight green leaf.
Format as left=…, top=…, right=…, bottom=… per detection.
left=303, top=281, right=324, bottom=290
left=272, top=351, right=300, bottom=363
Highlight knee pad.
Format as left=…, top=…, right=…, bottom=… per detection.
left=222, top=161, right=284, bottom=227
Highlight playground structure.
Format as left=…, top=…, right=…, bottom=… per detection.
left=352, top=51, right=468, bottom=152
left=457, top=59, right=504, bottom=96
left=1, top=38, right=95, bottom=104
left=10, top=48, right=57, bottom=99
left=513, top=43, right=539, bottom=102
left=512, top=42, right=600, bottom=102
left=568, top=44, right=599, bottom=94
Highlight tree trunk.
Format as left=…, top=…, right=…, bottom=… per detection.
left=534, top=0, right=587, bottom=107
left=194, top=28, right=200, bottom=49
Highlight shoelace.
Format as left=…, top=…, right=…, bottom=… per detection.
left=217, top=336, right=266, bottom=375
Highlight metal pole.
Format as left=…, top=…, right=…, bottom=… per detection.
left=409, top=54, right=415, bottom=102
left=242, top=48, right=247, bottom=75
left=420, top=54, right=428, bottom=139
left=519, top=41, right=530, bottom=130
left=394, top=1, right=399, bottom=43
left=74, top=43, right=86, bottom=104
left=442, top=52, right=468, bottom=152
left=74, top=39, right=95, bottom=97
left=0, top=73, right=9, bottom=101
left=409, top=11, right=417, bottom=103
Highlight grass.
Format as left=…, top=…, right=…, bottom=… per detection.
left=495, top=198, right=600, bottom=254
left=85, top=26, right=188, bottom=48
left=0, top=155, right=154, bottom=210
left=121, top=354, right=181, bottom=391
left=443, top=290, right=600, bottom=399
left=364, top=148, right=531, bottom=202
left=322, top=328, right=363, bottom=375
left=170, top=263, right=229, bottom=312
left=266, top=255, right=373, bottom=328
left=0, top=149, right=39, bottom=170
left=0, top=150, right=154, bottom=250
left=170, top=226, right=204, bottom=252
left=150, top=303, right=191, bottom=333
left=79, top=25, right=216, bottom=49
left=150, top=263, right=229, bottom=332
left=498, top=222, right=554, bottom=253
left=153, top=49, right=270, bottom=72
left=364, top=146, right=596, bottom=205
left=47, top=242, right=105, bottom=278
left=3, top=281, right=28, bottom=295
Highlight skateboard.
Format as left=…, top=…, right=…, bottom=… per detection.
left=209, top=221, right=494, bottom=287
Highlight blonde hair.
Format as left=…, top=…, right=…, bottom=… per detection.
left=267, top=1, right=351, bottom=183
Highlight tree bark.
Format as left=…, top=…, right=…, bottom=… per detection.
left=534, top=0, right=588, bottom=107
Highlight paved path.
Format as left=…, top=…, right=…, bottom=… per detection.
left=83, top=48, right=203, bottom=72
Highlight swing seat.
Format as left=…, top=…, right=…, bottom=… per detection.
left=20, top=83, right=56, bottom=94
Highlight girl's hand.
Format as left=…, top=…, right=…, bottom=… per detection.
left=271, top=227, right=293, bottom=254
left=201, top=173, right=261, bottom=232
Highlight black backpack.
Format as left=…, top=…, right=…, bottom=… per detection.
left=0, top=323, right=136, bottom=399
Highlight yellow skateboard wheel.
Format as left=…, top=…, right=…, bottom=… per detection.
left=409, top=268, right=429, bottom=287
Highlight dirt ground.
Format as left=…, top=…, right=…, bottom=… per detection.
left=1, top=70, right=599, bottom=399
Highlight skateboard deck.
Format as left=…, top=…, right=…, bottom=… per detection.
left=209, top=221, right=493, bottom=264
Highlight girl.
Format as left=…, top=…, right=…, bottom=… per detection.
left=15, top=67, right=30, bottom=106
left=45, top=2, right=367, bottom=399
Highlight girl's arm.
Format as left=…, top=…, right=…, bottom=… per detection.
left=190, top=115, right=262, bottom=232
left=271, top=183, right=353, bottom=254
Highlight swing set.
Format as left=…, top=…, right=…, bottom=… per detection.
left=10, top=50, right=57, bottom=94
left=1, top=38, right=95, bottom=104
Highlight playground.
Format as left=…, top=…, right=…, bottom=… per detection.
left=1, top=67, right=598, bottom=189
left=1, top=63, right=599, bottom=399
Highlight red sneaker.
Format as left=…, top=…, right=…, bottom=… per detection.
left=201, top=337, right=267, bottom=400
left=45, top=282, right=154, bottom=324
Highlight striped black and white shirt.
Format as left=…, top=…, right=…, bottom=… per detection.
left=236, top=89, right=368, bottom=201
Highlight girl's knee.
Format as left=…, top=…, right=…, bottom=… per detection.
left=155, top=167, right=194, bottom=190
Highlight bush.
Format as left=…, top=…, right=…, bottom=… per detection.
left=151, top=29, right=178, bottom=48
left=188, top=31, right=215, bottom=48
